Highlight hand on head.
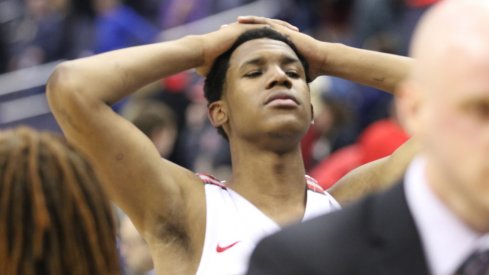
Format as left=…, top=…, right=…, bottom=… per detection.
left=236, top=16, right=328, bottom=80
left=196, top=21, right=269, bottom=76
left=197, top=16, right=327, bottom=80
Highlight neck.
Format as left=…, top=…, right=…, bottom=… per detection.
left=426, top=159, right=489, bottom=233
left=226, top=140, right=307, bottom=225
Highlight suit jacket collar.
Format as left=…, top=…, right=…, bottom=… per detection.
left=365, top=180, right=431, bottom=275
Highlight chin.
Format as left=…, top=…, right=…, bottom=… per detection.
left=267, top=116, right=309, bottom=133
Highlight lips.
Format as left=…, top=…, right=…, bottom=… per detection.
left=264, top=92, right=299, bottom=106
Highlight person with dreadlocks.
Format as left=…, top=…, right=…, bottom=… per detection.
left=47, top=18, right=413, bottom=274
left=0, top=127, right=120, bottom=275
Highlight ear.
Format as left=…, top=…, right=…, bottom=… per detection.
left=208, top=101, right=228, bottom=128
left=395, top=80, right=423, bottom=136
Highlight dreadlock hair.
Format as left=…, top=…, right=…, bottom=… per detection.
left=0, top=127, right=120, bottom=275
left=204, top=27, right=311, bottom=140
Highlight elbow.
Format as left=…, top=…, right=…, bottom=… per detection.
left=46, top=61, right=85, bottom=112
left=47, top=62, right=73, bottom=107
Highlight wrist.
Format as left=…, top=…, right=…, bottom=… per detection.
left=319, top=42, right=346, bottom=76
left=181, top=35, right=206, bottom=68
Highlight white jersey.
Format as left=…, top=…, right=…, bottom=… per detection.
left=195, top=174, right=340, bottom=275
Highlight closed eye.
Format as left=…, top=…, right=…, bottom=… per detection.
left=286, top=70, right=300, bottom=78
left=244, top=70, right=262, bottom=78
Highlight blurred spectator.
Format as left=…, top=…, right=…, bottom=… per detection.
left=0, top=0, right=8, bottom=73
left=400, top=0, right=440, bottom=55
left=124, top=0, right=161, bottom=26
left=0, top=22, right=6, bottom=73
left=91, top=0, right=159, bottom=111
left=212, top=0, right=256, bottom=13
left=156, top=73, right=193, bottom=133
left=121, top=72, right=208, bottom=169
left=167, top=75, right=232, bottom=179
left=276, top=0, right=355, bottom=43
left=92, top=0, right=159, bottom=53
left=0, top=127, right=120, bottom=274
left=122, top=72, right=196, bottom=168
left=309, top=118, right=410, bottom=190
left=6, top=0, right=67, bottom=69
left=274, top=0, right=316, bottom=33
left=126, top=0, right=255, bottom=30
left=351, top=0, right=405, bottom=50
left=324, top=31, right=401, bottom=141
left=311, top=0, right=355, bottom=43
left=351, top=0, right=439, bottom=55
left=301, top=81, right=354, bottom=171
left=2, top=0, right=94, bottom=71
left=60, top=0, right=95, bottom=59
left=159, top=0, right=214, bottom=29
left=181, top=97, right=232, bottom=179
left=159, top=0, right=255, bottom=30
left=120, top=215, right=154, bottom=275
left=151, top=72, right=232, bottom=176
left=124, top=100, right=178, bottom=159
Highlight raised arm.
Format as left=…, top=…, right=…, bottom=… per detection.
left=47, top=37, right=201, bottom=230
left=313, top=43, right=413, bottom=94
left=46, top=23, right=259, bottom=233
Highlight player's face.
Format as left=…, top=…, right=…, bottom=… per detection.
left=222, top=39, right=312, bottom=148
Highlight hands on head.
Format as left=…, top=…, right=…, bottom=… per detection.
left=197, top=16, right=327, bottom=80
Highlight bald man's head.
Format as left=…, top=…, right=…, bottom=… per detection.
left=398, top=0, right=489, bottom=134
left=396, top=0, right=489, bottom=232
left=409, top=0, right=489, bottom=87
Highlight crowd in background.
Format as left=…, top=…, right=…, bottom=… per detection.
left=0, top=0, right=439, bottom=274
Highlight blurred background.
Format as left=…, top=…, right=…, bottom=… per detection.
left=0, top=0, right=437, bottom=273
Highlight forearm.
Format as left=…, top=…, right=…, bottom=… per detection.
left=329, top=138, right=419, bottom=206
left=48, top=35, right=203, bottom=105
left=320, top=43, right=413, bottom=93
left=328, top=158, right=386, bottom=206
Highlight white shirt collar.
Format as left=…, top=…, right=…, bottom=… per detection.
left=404, top=155, right=487, bottom=275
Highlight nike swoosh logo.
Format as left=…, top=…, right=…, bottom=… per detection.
left=216, top=241, right=240, bottom=253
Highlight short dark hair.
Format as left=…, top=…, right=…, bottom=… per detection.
left=204, top=27, right=310, bottom=139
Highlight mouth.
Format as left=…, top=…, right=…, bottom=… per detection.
left=264, top=92, right=299, bottom=107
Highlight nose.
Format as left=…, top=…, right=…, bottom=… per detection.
left=266, top=66, right=292, bottom=90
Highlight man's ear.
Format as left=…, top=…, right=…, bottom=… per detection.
left=395, top=80, right=422, bottom=136
left=208, top=101, right=228, bottom=128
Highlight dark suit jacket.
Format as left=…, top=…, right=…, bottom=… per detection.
left=246, top=181, right=431, bottom=275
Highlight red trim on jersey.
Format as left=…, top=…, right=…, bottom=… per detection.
left=198, top=173, right=325, bottom=194
left=305, top=175, right=326, bottom=194
left=197, top=173, right=227, bottom=189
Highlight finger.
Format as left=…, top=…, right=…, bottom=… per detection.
left=237, top=16, right=299, bottom=32
left=220, top=24, right=229, bottom=29
left=270, top=19, right=299, bottom=31
left=237, top=15, right=266, bottom=24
